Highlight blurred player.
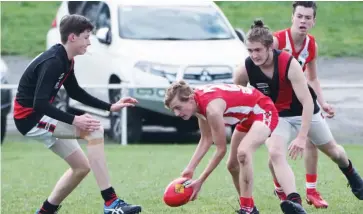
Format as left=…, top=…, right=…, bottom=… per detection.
left=13, top=14, right=141, bottom=214
left=233, top=19, right=363, bottom=210
left=164, top=81, right=307, bottom=214
left=272, top=1, right=332, bottom=208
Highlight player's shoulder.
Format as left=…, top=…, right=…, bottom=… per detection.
left=306, top=33, right=315, bottom=40
left=273, top=28, right=289, bottom=37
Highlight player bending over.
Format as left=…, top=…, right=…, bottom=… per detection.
left=164, top=81, right=306, bottom=214
left=13, top=14, right=142, bottom=214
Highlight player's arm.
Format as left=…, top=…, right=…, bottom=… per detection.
left=33, top=59, right=76, bottom=124
left=198, top=98, right=227, bottom=183
left=305, top=42, right=326, bottom=106
left=233, top=64, right=249, bottom=87
left=288, top=57, right=314, bottom=138
left=184, top=117, right=214, bottom=174
left=63, top=71, right=111, bottom=111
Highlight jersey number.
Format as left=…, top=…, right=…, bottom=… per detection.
left=200, top=84, right=252, bottom=94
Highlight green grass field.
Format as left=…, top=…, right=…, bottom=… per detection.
left=2, top=137, right=363, bottom=214
left=1, top=1, right=363, bottom=57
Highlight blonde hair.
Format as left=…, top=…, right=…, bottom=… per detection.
left=164, top=80, right=194, bottom=108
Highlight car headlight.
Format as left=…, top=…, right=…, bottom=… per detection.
left=134, top=61, right=179, bottom=83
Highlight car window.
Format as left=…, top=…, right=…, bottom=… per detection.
left=96, top=3, right=111, bottom=30
left=68, top=1, right=85, bottom=14
left=81, top=1, right=101, bottom=30
left=118, top=5, right=234, bottom=40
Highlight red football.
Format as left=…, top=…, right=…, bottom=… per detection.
left=163, top=177, right=193, bottom=207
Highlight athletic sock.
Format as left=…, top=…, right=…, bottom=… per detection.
left=38, top=199, right=59, bottom=214
left=240, top=197, right=254, bottom=212
left=101, top=186, right=118, bottom=206
left=306, top=174, right=317, bottom=194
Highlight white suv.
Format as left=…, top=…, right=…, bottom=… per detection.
left=46, top=0, right=249, bottom=143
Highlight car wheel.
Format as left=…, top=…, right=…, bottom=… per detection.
left=109, top=89, right=142, bottom=143
left=1, top=115, right=6, bottom=144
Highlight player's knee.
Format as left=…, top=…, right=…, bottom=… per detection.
left=268, top=148, right=284, bottom=163
left=227, top=160, right=239, bottom=174
left=237, top=148, right=249, bottom=165
left=73, top=166, right=91, bottom=179
left=328, top=144, right=345, bottom=161
left=72, top=160, right=91, bottom=178
left=82, top=126, right=105, bottom=142
left=319, top=140, right=342, bottom=160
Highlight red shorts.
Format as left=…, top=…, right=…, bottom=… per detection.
left=235, top=97, right=279, bottom=133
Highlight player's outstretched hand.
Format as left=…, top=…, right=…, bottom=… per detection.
left=322, top=102, right=335, bottom=118
left=185, top=179, right=203, bottom=201
left=110, top=96, right=138, bottom=112
left=73, top=113, right=101, bottom=132
left=288, top=136, right=306, bottom=160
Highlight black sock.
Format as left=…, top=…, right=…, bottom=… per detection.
left=287, top=192, right=302, bottom=205
left=39, top=199, right=59, bottom=214
left=101, top=186, right=118, bottom=205
left=340, top=159, right=354, bottom=176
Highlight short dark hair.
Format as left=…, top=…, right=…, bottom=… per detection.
left=59, top=14, right=94, bottom=44
left=246, top=19, right=273, bottom=48
left=292, top=1, right=317, bottom=17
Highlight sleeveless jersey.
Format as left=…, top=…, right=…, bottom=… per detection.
left=193, top=84, right=271, bottom=126
left=245, top=50, right=320, bottom=117
left=274, top=28, right=316, bottom=71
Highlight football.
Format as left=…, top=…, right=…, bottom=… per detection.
left=163, top=177, right=194, bottom=207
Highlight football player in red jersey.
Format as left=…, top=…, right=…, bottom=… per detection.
left=273, top=1, right=333, bottom=208
left=234, top=18, right=363, bottom=212
left=164, top=81, right=306, bottom=214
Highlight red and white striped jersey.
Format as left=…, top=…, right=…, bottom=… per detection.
left=274, top=28, right=316, bottom=71
left=193, top=84, right=270, bottom=126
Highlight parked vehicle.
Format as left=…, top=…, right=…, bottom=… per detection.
left=46, top=1, right=249, bottom=143
left=1, top=58, right=12, bottom=144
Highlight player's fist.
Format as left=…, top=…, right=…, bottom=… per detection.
left=181, top=167, right=194, bottom=179
left=73, top=113, right=101, bottom=132
left=322, top=102, right=335, bottom=118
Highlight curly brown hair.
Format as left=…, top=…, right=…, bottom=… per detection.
left=164, top=80, right=194, bottom=108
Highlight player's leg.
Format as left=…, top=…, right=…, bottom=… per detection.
left=267, top=117, right=293, bottom=201
left=237, top=120, right=271, bottom=214
left=227, top=127, right=247, bottom=196
left=307, top=113, right=363, bottom=200
left=265, top=117, right=307, bottom=213
left=26, top=117, right=89, bottom=213
left=55, top=121, right=142, bottom=213
left=38, top=142, right=90, bottom=214
left=304, top=139, right=328, bottom=208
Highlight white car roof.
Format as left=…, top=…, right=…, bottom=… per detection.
left=108, top=0, right=215, bottom=7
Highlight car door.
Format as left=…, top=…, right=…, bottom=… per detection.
left=71, top=1, right=103, bottom=100
left=86, top=2, right=114, bottom=103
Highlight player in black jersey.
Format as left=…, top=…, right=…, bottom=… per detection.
left=14, top=14, right=141, bottom=214
left=233, top=19, right=363, bottom=213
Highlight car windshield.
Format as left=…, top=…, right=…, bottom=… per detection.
left=118, top=5, right=234, bottom=40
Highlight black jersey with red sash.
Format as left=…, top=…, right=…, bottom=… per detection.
left=245, top=49, right=319, bottom=117
left=14, top=44, right=111, bottom=135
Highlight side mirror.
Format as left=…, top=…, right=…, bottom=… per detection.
left=234, top=28, right=246, bottom=43
left=96, top=27, right=111, bottom=44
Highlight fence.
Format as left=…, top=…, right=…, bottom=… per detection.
left=2, top=83, right=363, bottom=145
